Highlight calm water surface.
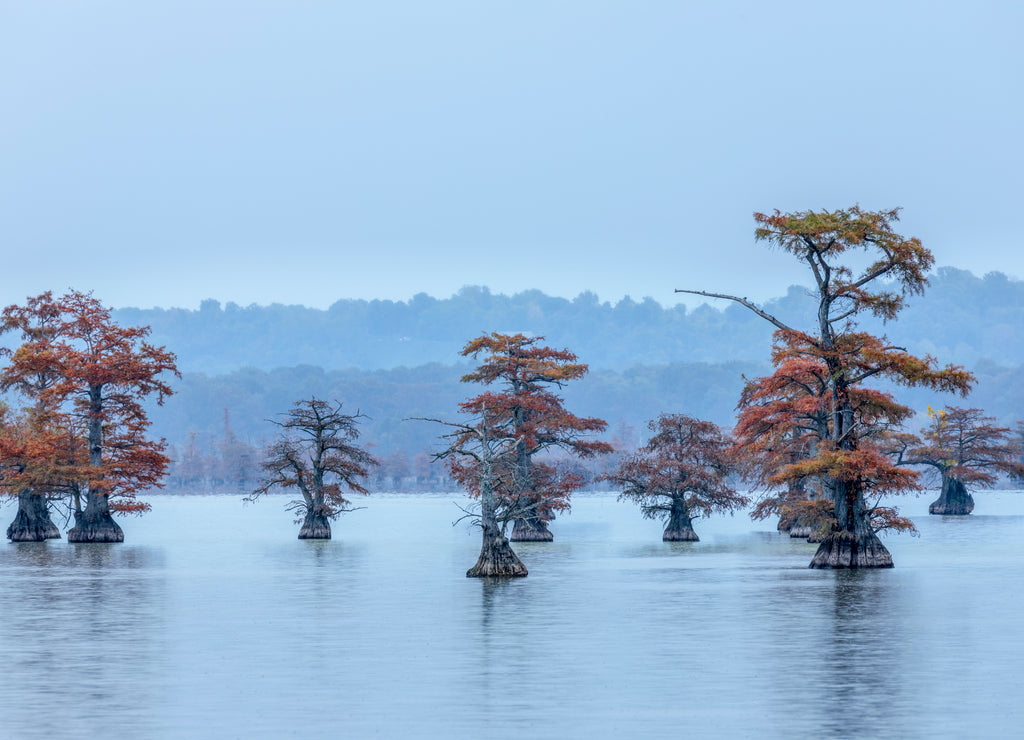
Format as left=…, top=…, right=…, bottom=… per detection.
left=2, top=491, right=1023, bottom=739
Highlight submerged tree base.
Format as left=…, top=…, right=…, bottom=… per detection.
left=509, top=517, right=554, bottom=542
left=467, top=534, right=528, bottom=578
left=7, top=518, right=61, bottom=542
left=663, top=525, right=699, bottom=542
left=929, top=479, right=975, bottom=516
left=780, top=505, right=829, bottom=541
left=928, top=499, right=974, bottom=516
left=298, top=511, right=332, bottom=540
left=7, top=493, right=61, bottom=542
left=67, top=513, right=124, bottom=543
left=806, top=529, right=826, bottom=544
left=809, top=532, right=893, bottom=569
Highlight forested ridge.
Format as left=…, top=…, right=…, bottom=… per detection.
left=116, top=267, right=1024, bottom=373
left=154, top=361, right=762, bottom=489
left=132, top=267, right=1024, bottom=491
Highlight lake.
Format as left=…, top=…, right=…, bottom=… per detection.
left=2, top=490, right=1023, bottom=739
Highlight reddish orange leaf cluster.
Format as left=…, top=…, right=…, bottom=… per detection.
left=0, top=291, right=179, bottom=540
left=455, top=333, right=611, bottom=540
left=904, top=407, right=1024, bottom=485
left=703, top=207, right=975, bottom=567
left=602, top=414, right=747, bottom=541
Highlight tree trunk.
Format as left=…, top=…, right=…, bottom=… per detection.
left=509, top=500, right=554, bottom=542
left=809, top=480, right=892, bottom=569
left=928, top=475, right=975, bottom=515
left=663, top=498, right=699, bottom=541
left=467, top=521, right=527, bottom=578
left=795, top=496, right=828, bottom=541
left=468, top=462, right=527, bottom=577
left=776, top=480, right=807, bottom=536
left=67, top=492, right=124, bottom=543
left=778, top=511, right=813, bottom=539
left=69, top=385, right=124, bottom=543
left=6, top=490, right=61, bottom=542
left=805, top=527, right=826, bottom=543
left=790, top=507, right=821, bottom=539
left=509, top=440, right=554, bottom=542
left=298, top=507, right=332, bottom=539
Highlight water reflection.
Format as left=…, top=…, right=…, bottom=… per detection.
left=664, top=540, right=698, bottom=555
left=2, top=493, right=1022, bottom=738
left=478, top=576, right=509, bottom=627
left=808, top=572, right=911, bottom=739
left=476, top=579, right=517, bottom=700
left=0, top=543, right=167, bottom=737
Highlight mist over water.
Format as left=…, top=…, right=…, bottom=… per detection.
left=2, top=492, right=1022, bottom=739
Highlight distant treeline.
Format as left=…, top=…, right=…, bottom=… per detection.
left=154, top=360, right=761, bottom=486
left=116, top=267, right=1024, bottom=374
left=127, top=266, right=1022, bottom=488
left=152, top=358, right=1024, bottom=491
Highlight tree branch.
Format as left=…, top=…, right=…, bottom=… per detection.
left=674, top=289, right=796, bottom=334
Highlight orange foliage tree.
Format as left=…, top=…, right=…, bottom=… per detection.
left=1, top=291, right=179, bottom=542
left=735, top=350, right=928, bottom=544
left=457, top=333, right=611, bottom=541
left=0, top=406, right=86, bottom=541
left=901, top=406, right=1024, bottom=515
left=61, top=291, right=179, bottom=541
left=680, top=207, right=973, bottom=568
left=0, top=292, right=73, bottom=540
left=602, top=414, right=747, bottom=542
left=735, top=356, right=830, bottom=540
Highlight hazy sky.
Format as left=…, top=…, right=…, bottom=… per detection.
left=2, top=1, right=1022, bottom=310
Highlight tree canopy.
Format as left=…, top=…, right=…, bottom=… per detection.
left=248, top=397, right=378, bottom=539
left=1, top=291, right=179, bottom=542
left=899, top=406, right=1024, bottom=515
left=456, top=333, right=611, bottom=540
left=603, top=414, right=747, bottom=541
left=684, top=206, right=973, bottom=568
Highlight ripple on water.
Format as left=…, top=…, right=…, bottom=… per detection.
left=1, top=492, right=1022, bottom=739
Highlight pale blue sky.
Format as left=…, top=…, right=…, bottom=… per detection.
left=1, top=1, right=1021, bottom=309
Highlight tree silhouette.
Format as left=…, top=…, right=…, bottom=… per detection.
left=458, top=332, right=611, bottom=541
left=603, top=414, right=747, bottom=541
left=902, top=406, right=1024, bottom=515
left=680, top=207, right=972, bottom=568
left=248, top=398, right=377, bottom=539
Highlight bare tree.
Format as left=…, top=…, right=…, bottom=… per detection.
left=415, top=407, right=528, bottom=577
left=248, top=398, right=378, bottom=539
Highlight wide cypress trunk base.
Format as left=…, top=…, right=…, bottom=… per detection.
left=809, top=531, right=893, bottom=569
left=298, top=510, right=332, bottom=540
left=788, top=525, right=813, bottom=539
left=509, top=516, right=553, bottom=542
left=929, top=477, right=975, bottom=516
left=662, top=501, right=699, bottom=542
left=467, top=533, right=528, bottom=578
left=67, top=512, right=124, bottom=543
left=7, top=492, right=61, bottom=542
left=663, top=525, right=699, bottom=541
